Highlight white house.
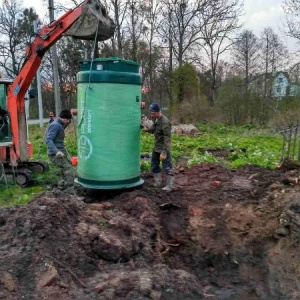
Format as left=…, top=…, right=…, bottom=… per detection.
left=250, top=71, right=300, bottom=98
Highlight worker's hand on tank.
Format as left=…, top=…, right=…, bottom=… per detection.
left=160, top=150, right=167, bottom=161
left=142, top=125, right=149, bottom=131
left=56, top=151, right=65, bottom=158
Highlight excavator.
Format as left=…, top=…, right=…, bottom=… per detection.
left=0, top=0, right=115, bottom=186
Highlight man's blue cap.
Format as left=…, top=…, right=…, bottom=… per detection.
left=149, top=102, right=161, bottom=112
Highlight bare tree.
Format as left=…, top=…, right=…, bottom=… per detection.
left=156, top=3, right=175, bottom=106
left=259, top=27, right=288, bottom=76
left=252, top=28, right=288, bottom=124
left=258, top=27, right=289, bottom=109
left=99, top=0, right=129, bottom=57
left=232, top=30, right=260, bottom=88
left=141, top=0, right=162, bottom=101
left=0, top=0, right=38, bottom=78
left=157, top=0, right=207, bottom=106
left=199, top=0, right=243, bottom=106
left=283, top=0, right=300, bottom=40
left=121, top=0, right=146, bottom=61
left=159, top=0, right=206, bottom=68
left=289, top=62, right=300, bottom=84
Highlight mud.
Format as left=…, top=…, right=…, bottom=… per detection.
left=1, top=161, right=300, bottom=299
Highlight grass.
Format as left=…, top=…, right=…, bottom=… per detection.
left=0, top=122, right=284, bottom=207
left=155, top=123, right=282, bottom=169
left=0, top=185, right=43, bottom=207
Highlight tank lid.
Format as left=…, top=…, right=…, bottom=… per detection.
left=79, top=57, right=140, bottom=73
left=93, top=57, right=139, bottom=66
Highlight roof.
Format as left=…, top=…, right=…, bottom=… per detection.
left=250, top=71, right=290, bottom=81
left=0, top=78, right=13, bottom=84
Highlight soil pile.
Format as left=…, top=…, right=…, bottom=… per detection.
left=1, top=161, right=300, bottom=299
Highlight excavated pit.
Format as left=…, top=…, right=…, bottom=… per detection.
left=1, top=161, right=300, bottom=299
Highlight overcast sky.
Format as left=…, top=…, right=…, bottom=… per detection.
left=242, top=0, right=298, bottom=51
left=242, top=0, right=283, bottom=33
left=22, top=0, right=298, bottom=51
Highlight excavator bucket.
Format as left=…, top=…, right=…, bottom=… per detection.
left=65, top=0, right=115, bottom=41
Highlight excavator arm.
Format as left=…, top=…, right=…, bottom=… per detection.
left=6, top=0, right=115, bottom=166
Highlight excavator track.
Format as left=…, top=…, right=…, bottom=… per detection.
left=4, top=168, right=32, bottom=187
left=22, top=160, right=49, bottom=173
left=1, top=161, right=48, bottom=187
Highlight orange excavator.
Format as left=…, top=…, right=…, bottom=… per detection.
left=0, top=0, right=115, bottom=186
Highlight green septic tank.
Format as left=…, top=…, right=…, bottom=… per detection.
left=75, top=57, right=144, bottom=189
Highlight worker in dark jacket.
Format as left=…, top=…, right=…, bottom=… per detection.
left=143, top=102, right=174, bottom=191
left=45, top=109, right=75, bottom=189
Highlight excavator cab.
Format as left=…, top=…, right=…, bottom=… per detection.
left=0, top=79, right=12, bottom=144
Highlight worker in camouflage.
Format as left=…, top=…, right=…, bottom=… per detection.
left=142, top=102, right=174, bottom=191
left=45, top=109, right=76, bottom=189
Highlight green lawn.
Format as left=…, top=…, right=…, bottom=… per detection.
left=0, top=123, right=284, bottom=206
left=142, top=123, right=283, bottom=169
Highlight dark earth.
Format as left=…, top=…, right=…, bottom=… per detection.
left=1, top=156, right=300, bottom=299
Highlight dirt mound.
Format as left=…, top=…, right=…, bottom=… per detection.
left=1, top=162, right=300, bottom=299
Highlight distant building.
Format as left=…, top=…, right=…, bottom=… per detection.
left=249, top=71, right=300, bottom=98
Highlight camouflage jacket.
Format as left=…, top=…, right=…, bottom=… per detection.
left=149, top=115, right=171, bottom=153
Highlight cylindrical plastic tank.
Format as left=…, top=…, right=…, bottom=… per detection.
left=75, top=57, right=144, bottom=189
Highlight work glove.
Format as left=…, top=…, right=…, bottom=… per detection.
left=142, top=125, right=149, bottom=131
left=56, top=151, right=65, bottom=158
left=142, top=117, right=153, bottom=129
left=160, top=150, right=167, bottom=161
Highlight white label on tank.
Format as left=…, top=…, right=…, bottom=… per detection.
left=81, top=117, right=86, bottom=134
left=87, top=110, right=92, bottom=133
left=97, top=64, right=103, bottom=70
left=78, top=135, right=93, bottom=160
left=79, top=98, right=87, bottom=134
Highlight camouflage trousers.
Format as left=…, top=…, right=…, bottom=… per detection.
left=48, top=155, right=77, bottom=189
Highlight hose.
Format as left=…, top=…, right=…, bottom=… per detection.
left=64, top=145, right=72, bottom=164
left=0, top=161, right=9, bottom=189
left=0, top=161, right=4, bottom=182
left=72, top=118, right=77, bottom=141
left=78, top=21, right=99, bottom=129
left=37, top=119, right=53, bottom=158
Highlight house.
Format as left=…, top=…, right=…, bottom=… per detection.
left=272, top=72, right=289, bottom=98
left=249, top=71, right=300, bottom=98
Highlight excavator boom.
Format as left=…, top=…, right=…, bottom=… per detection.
left=0, top=0, right=114, bottom=185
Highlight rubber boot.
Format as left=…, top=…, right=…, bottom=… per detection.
left=162, top=175, right=174, bottom=192
left=153, top=173, right=162, bottom=187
